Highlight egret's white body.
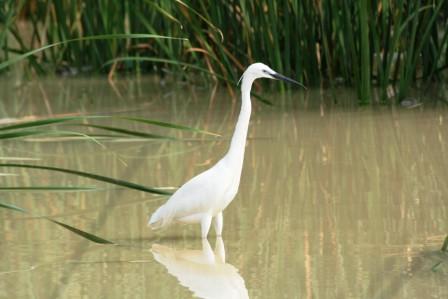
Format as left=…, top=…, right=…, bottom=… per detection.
left=148, top=63, right=301, bottom=238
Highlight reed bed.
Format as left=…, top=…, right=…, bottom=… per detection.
left=1, top=1, right=448, bottom=102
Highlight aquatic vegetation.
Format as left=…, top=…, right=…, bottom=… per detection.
left=0, top=115, right=216, bottom=140
left=430, top=236, right=448, bottom=272
left=0, top=114, right=222, bottom=242
left=0, top=199, right=114, bottom=243
left=442, top=235, right=448, bottom=252
left=0, top=114, right=213, bottom=196
left=0, top=163, right=173, bottom=195
left=1, top=0, right=447, bottom=103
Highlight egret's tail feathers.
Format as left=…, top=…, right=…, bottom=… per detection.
left=148, top=206, right=171, bottom=230
left=148, top=210, right=163, bottom=230
left=148, top=218, right=163, bottom=230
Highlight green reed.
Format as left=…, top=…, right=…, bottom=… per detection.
left=1, top=0, right=447, bottom=103
left=442, top=235, right=448, bottom=252
left=0, top=199, right=115, bottom=244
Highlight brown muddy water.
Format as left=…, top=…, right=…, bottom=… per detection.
left=0, top=77, right=447, bottom=298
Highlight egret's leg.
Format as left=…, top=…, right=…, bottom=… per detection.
left=213, top=212, right=223, bottom=236
left=200, top=215, right=212, bottom=239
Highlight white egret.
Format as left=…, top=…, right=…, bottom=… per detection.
left=148, top=63, right=302, bottom=238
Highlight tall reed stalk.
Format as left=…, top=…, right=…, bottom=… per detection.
left=1, top=0, right=447, bottom=103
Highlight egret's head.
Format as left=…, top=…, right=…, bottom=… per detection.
left=238, top=62, right=305, bottom=88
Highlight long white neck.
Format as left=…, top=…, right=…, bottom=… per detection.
left=224, top=75, right=254, bottom=175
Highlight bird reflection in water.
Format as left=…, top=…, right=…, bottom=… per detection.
left=151, top=237, right=249, bottom=299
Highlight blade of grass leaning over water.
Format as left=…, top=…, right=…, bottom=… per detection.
left=0, top=199, right=114, bottom=244
left=442, top=236, right=448, bottom=252
left=431, top=261, right=444, bottom=272
left=68, top=124, right=176, bottom=140
left=0, top=129, right=104, bottom=147
left=0, top=116, right=108, bottom=131
left=0, top=115, right=218, bottom=137
left=0, top=163, right=173, bottom=195
left=0, top=186, right=97, bottom=191
left=431, top=235, right=448, bottom=272
left=0, top=33, right=187, bottom=71
left=120, top=117, right=220, bottom=136
left=0, top=201, right=26, bottom=213
left=47, top=219, right=115, bottom=244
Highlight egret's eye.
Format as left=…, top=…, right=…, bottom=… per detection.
left=262, top=69, right=269, bottom=74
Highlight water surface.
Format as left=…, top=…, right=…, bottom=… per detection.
left=0, top=78, right=447, bottom=298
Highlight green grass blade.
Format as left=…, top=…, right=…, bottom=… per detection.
left=358, top=0, right=371, bottom=104
left=0, top=202, right=114, bottom=245
left=431, top=261, right=443, bottom=272
left=144, top=0, right=184, bottom=29
left=0, top=201, right=26, bottom=213
left=397, top=5, right=434, bottom=37
left=0, top=129, right=103, bottom=145
left=71, top=124, right=176, bottom=140
left=442, top=236, right=448, bottom=252
left=47, top=218, right=115, bottom=244
left=0, top=130, right=48, bottom=139
left=0, top=186, right=97, bottom=191
left=0, top=163, right=172, bottom=195
left=175, top=0, right=224, bottom=42
left=120, top=117, right=220, bottom=136
left=0, top=34, right=187, bottom=71
left=0, top=115, right=216, bottom=136
left=0, top=116, right=107, bottom=131
left=0, top=130, right=97, bottom=140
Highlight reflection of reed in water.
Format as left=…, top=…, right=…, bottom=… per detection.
left=151, top=237, right=249, bottom=299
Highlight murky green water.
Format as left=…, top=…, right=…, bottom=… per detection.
left=1, top=77, right=447, bottom=298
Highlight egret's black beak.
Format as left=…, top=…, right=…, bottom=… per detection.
left=271, top=72, right=307, bottom=89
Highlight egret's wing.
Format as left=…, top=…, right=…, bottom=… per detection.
left=165, top=171, right=217, bottom=218
left=164, top=164, right=228, bottom=220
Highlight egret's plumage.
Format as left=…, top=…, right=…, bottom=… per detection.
left=148, top=63, right=301, bottom=238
